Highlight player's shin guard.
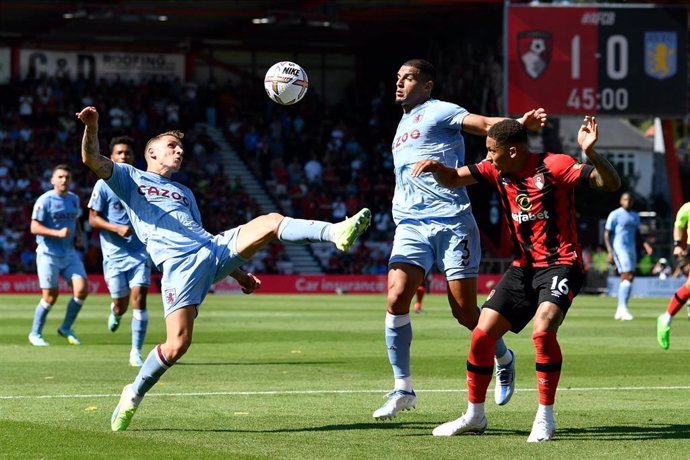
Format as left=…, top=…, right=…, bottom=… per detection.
left=131, top=308, right=148, bottom=351
left=467, top=328, right=496, bottom=403
left=277, top=217, right=331, bottom=244
left=60, top=297, right=84, bottom=331
left=533, top=331, right=562, bottom=405
left=385, top=313, right=412, bottom=381
left=667, top=285, right=690, bottom=316
left=131, top=344, right=173, bottom=397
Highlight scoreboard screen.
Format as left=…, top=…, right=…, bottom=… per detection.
left=506, top=5, right=687, bottom=116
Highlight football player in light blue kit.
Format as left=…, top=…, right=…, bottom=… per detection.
left=604, top=192, right=651, bottom=320
left=88, top=135, right=151, bottom=367
left=373, top=59, right=547, bottom=420
left=28, top=164, right=88, bottom=346
left=76, top=106, right=371, bottom=431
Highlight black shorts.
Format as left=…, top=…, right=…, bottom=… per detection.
left=482, top=264, right=584, bottom=333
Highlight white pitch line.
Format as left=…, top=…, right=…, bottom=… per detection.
left=1, top=386, right=690, bottom=401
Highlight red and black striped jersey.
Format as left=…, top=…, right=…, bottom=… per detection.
left=468, top=153, right=594, bottom=269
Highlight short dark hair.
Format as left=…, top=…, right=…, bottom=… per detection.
left=53, top=163, right=71, bottom=173
left=488, top=119, right=528, bottom=147
left=403, top=59, right=436, bottom=83
left=109, top=135, right=135, bottom=154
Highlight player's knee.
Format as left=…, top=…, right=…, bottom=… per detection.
left=267, top=212, right=285, bottom=236
left=165, top=337, right=192, bottom=362
left=43, top=294, right=58, bottom=305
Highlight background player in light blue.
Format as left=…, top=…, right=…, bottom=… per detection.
left=373, top=59, right=547, bottom=420
left=77, top=106, right=371, bottom=432
left=29, top=164, right=88, bottom=346
left=88, top=136, right=151, bottom=367
left=604, top=192, right=652, bottom=321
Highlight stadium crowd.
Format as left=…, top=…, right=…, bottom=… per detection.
left=1, top=38, right=624, bottom=277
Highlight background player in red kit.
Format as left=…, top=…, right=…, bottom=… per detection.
left=411, top=116, right=620, bottom=441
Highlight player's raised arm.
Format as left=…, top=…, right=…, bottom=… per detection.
left=411, top=160, right=477, bottom=189
left=462, top=108, right=547, bottom=136
left=76, top=107, right=113, bottom=179
left=579, top=116, right=621, bottom=192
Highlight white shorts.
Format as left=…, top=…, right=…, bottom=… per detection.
left=389, top=213, right=481, bottom=280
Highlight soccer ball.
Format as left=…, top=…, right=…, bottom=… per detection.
left=264, top=61, right=309, bottom=105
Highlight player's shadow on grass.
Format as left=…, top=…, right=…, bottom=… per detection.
left=558, top=423, right=690, bottom=440
left=175, top=361, right=345, bottom=366
left=140, top=424, right=522, bottom=436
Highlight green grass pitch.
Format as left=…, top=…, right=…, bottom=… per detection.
left=2, top=293, right=690, bottom=459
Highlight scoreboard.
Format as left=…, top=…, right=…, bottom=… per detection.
left=506, top=5, right=687, bottom=116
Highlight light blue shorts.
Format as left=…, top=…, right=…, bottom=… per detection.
left=36, top=251, right=87, bottom=289
left=103, top=255, right=152, bottom=299
left=613, top=246, right=636, bottom=274
left=160, top=227, right=248, bottom=317
left=389, top=213, right=481, bottom=280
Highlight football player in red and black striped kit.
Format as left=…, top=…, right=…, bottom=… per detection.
left=412, top=116, right=620, bottom=442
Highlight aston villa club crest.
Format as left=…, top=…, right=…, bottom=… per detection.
left=645, top=31, right=677, bottom=80
left=533, top=173, right=544, bottom=190
left=164, top=288, right=176, bottom=305
left=517, top=31, right=552, bottom=79
left=413, top=111, right=425, bottom=123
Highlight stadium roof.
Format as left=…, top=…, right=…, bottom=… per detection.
left=0, top=0, right=504, bottom=51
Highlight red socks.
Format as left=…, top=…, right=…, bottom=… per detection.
left=533, top=331, right=562, bottom=405
left=466, top=328, right=496, bottom=403
left=667, top=285, right=690, bottom=316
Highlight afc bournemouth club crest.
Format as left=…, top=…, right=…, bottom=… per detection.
left=517, top=31, right=553, bottom=79
left=533, top=173, right=544, bottom=190
left=645, top=31, right=677, bottom=80
left=164, top=288, right=176, bottom=305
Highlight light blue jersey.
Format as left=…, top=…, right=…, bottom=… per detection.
left=391, top=98, right=471, bottom=224
left=105, top=163, right=212, bottom=268
left=32, top=190, right=81, bottom=256
left=606, top=207, right=640, bottom=273
left=605, top=207, right=640, bottom=252
left=88, top=179, right=147, bottom=261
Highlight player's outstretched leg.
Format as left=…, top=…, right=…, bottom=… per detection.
left=332, top=208, right=371, bottom=252
left=275, top=208, right=371, bottom=252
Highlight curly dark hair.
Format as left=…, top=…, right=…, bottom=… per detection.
left=487, top=119, right=528, bottom=147
left=109, top=135, right=135, bottom=154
